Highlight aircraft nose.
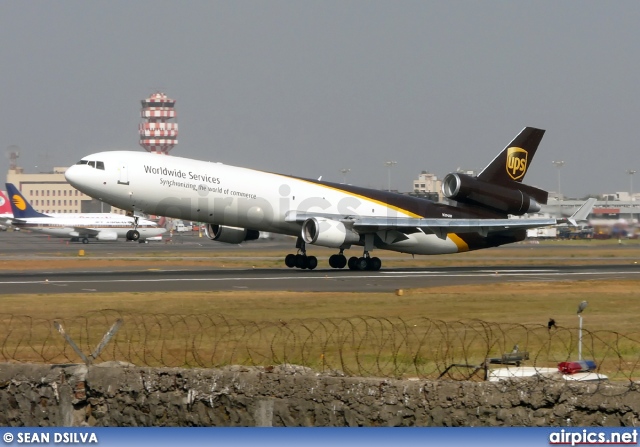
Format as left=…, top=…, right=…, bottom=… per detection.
left=65, top=164, right=94, bottom=192
left=64, top=165, right=81, bottom=187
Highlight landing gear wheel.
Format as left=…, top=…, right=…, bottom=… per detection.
left=348, top=256, right=359, bottom=270
left=285, top=254, right=296, bottom=268
left=356, top=257, right=369, bottom=271
left=295, top=254, right=307, bottom=269
left=285, top=238, right=320, bottom=271
left=130, top=230, right=140, bottom=242
left=81, top=238, right=89, bottom=244
left=306, top=256, right=318, bottom=270
left=369, top=257, right=382, bottom=271
left=330, top=254, right=348, bottom=269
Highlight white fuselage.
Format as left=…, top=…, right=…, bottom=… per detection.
left=12, top=213, right=166, bottom=241
left=65, top=151, right=470, bottom=254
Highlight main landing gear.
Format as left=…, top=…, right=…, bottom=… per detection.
left=283, top=239, right=383, bottom=271
left=125, top=216, right=140, bottom=242
left=284, top=238, right=318, bottom=270
left=346, top=252, right=382, bottom=271
left=328, top=250, right=381, bottom=270
left=345, top=233, right=381, bottom=271
left=328, top=250, right=347, bottom=269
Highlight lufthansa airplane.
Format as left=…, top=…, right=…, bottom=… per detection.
left=65, top=127, right=594, bottom=269
left=5, top=183, right=167, bottom=243
left=0, top=190, right=12, bottom=230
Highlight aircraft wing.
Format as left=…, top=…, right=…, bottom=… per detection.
left=72, top=227, right=101, bottom=237
left=351, top=217, right=557, bottom=238
left=287, top=212, right=556, bottom=239
left=285, top=198, right=596, bottom=240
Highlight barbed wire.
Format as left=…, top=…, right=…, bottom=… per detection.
left=1, top=311, right=640, bottom=387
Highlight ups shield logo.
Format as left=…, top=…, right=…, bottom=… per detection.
left=11, top=194, right=27, bottom=211
left=506, top=147, right=528, bottom=181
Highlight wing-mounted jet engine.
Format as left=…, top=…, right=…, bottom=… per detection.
left=301, top=217, right=360, bottom=248
left=203, top=224, right=260, bottom=244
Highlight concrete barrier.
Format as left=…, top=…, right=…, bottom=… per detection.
left=0, top=363, right=638, bottom=427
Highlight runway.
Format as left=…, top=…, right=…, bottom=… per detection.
left=1, top=231, right=639, bottom=294
left=0, top=264, right=639, bottom=294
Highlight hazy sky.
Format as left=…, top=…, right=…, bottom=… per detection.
left=1, top=1, right=639, bottom=198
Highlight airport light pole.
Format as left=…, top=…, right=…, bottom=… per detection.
left=628, top=169, right=637, bottom=223
left=340, top=168, right=351, bottom=184
left=577, top=300, right=588, bottom=361
left=385, top=161, right=397, bottom=192
left=552, top=160, right=565, bottom=197
left=552, top=160, right=565, bottom=216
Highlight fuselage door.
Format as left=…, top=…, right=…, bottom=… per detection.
left=118, top=164, right=129, bottom=185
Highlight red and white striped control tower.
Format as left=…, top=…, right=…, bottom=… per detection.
left=139, top=92, right=178, bottom=155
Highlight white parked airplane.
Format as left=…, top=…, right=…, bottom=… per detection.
left=4, top=183, right=167, bottom=243
left=65, top=127, right=595, bottom=269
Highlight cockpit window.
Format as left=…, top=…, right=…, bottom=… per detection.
left=75, top=159, right=105, bottom=170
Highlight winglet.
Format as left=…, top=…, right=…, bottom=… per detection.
left=5, top=183, right=49, bottom=218
left=563, top=198, right=597, bottom=227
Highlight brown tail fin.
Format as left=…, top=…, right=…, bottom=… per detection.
left=477, top=127, right=545, bottom=184
left=476, top=127, right=548, bottom=204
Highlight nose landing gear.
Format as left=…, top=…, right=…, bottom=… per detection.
left=126, top=216, right=140, bottom=241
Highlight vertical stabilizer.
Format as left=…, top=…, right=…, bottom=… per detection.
left=5, top=183, right=49, bottom=218
left=0, top=190, right=12, bottom=215
left=477, top=127, right=545, bottom=184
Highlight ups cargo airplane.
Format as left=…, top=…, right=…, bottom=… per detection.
left=4, top=183, right=167, bottom=243
left=65, top=127, right=594, bottom=270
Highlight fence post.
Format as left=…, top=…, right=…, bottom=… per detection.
left=54, top=319, right=123, bottom=366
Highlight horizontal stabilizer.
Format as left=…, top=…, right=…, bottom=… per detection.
left=517, top=182, right=549, bottom=206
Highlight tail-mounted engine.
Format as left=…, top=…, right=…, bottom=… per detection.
left=301, top=217, right=360, bottom=248
left=442, top=173, right=545, bottom=215
left=203, top=224, right=260, bottom=244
